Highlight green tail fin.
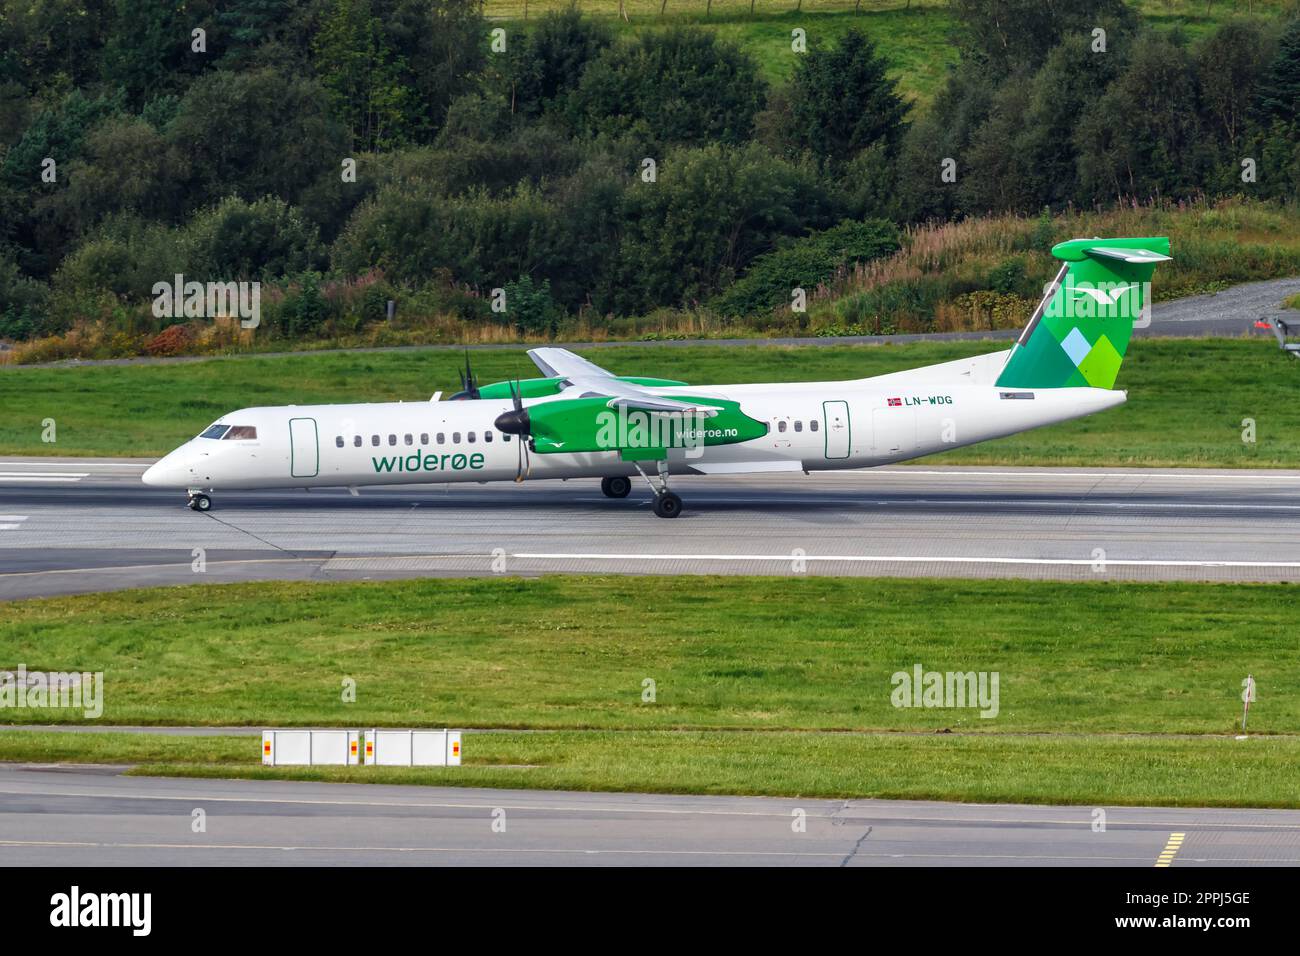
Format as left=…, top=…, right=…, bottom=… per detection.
left=996, top=237, right=1171, bottom=390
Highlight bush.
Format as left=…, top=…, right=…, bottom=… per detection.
left=712, top=219, right=900, bottom=317
left=502, top=275, right=562, bottom=337
left=144, top=323, right=195, bottom=356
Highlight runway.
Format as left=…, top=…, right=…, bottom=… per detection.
left=4, top=458, right=1300, bottom=597
left=0, top=764, right=1295, bottom=866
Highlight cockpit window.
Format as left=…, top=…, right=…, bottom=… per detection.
left=222, top=425, right=258, bottom=440
left=199, top=424, right=230, bottom=440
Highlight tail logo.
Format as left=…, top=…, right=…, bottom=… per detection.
left=1068, top=283, right=1136, bottom=307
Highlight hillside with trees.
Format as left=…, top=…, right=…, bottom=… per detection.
left=0, top=0, right=1297, bottom=359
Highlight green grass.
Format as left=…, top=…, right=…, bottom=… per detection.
left=2, top=729, right=1297, bottom=806
left=3, top=338, right=1295, bottom=465
left=2, top=576, right=1295, bottom=734
left=5, top=574, right=1297, bottom=806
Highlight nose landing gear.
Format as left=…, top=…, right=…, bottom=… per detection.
left=187, top=491, right=212, bottom=512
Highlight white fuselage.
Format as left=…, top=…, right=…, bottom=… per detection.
left=141, top=350, right=1125, bottom=491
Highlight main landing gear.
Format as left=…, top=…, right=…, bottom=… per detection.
left=600, top=476, right=632, bottom=499
left=187, top=490, right=212, bottom=512
left=632, top=462, right=684, bottom=519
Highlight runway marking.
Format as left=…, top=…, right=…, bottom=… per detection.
left=0, top=838, right=849, bottom=858
left=828, top=469, right=1300, bottom=482
left=0, top=516, right=26, bottom=531
left=0, top=839, right=1182, bottom=863
left=512, top=553, right=1300, bottom=570
left=3, top=785, right=1299, bottom=829
left=9, top=552, right=1300, bottom=583
left=1155, top=831, right=1186, bottom=867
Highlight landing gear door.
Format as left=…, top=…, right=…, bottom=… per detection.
left=289, top=417, right=319, bottom=478
left=823, top=400, right=851, bottom=459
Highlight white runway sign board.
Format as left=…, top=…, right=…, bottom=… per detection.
left=364, top=729, right=462, bottom=767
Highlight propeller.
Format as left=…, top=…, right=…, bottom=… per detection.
left=494, top=379, right=532, bottom=482
left=451, top=350, right=480, bottom=401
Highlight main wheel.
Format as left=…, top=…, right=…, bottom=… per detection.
left=652, top=491, right=683, bottom=519
left=601, top=476, right=632, bottom=499
left=189, top=493, right=212, bottom=512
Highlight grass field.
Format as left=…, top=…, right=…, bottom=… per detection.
left=2, top=576, right=1294, bottom=734
left=2, top=574, right=1298, bottom=806
left=2, top=729, right=1297, bottom=807
left=4, top=337, right=1296, bottom=465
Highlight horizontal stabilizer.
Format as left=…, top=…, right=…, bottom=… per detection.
left=1085, top=246, right=1172, bottom=264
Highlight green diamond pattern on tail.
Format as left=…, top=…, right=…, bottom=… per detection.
left=995, top=237, right=1171, bottom=390
left=1077, top=334, right=1124, bottom=388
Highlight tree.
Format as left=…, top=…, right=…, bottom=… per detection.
left=167, top=67, right=347, bottom=207
left=1254, top=17, right=1300, bottom=129
left=497, top=8, right=613, bottom=117
left=785, top=29, right=909, bottom=165
left=379, top=0, right=487, bottom=143
left=39, top=116, right=186, bottom=234
left=1198, top=19, right=1274, bottom=154
left=313, top=0, right=412, bottom=151
left=185, top=196, right=324, bottom=280
left=950, top=0, right=1136, bottom=78
left=608, top=143, right=835, bottom=313
left=101, top=0, right=219, bottom=108
left=1075, top=32, right=1204, bottom=204
left=568, top=28, right=766, bottom=148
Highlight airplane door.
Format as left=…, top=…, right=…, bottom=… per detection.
left=289, top=417, right=319, bottom=478
left=871, top=407, right=916, bottom=457
left=822, top=401, right=850, bottom=459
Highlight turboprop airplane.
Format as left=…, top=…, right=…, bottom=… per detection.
left=143, top=236, right=1170, bottom=518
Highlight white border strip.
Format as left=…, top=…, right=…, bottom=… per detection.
left=513, top=553, right=1300, bottom=570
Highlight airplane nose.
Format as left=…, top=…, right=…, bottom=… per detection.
left=142, top=449, right=194, bottom=487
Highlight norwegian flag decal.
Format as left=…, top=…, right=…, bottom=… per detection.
left=887, top=397, right=902, bottom=407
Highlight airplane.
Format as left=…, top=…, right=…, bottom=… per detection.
left=143, top=236, right=1170, bottom=518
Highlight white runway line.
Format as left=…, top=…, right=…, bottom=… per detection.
left=821, top=469, right=1300, bottom=482
left=0, top=516, right=27, bottom=531
left=513, top=553, right=1300, bottom=570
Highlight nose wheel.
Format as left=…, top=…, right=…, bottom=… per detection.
left=187, top=492, right=212, bottom=512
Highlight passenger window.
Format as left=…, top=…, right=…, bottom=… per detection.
left=778, top=421, right=787, bottom=433
left=404, top=434, right=413, bottom=445
left=371, top=435, right=379, bottom=446
left=353, top=435, right=362, bottom=447
left=388, top=434, right=396, bottom=446
left=794, top=421, right=802, bottom=432
left=437, top=432, right=445, bottom=444
left=199, top=424, right=229, bottom=440
left=335, top=436, right=344, bottom=448
left=453, top=432, right=461, bottom=443
left=503, top=433, right=511, bottom=442
left=420, top=433, right=428, bottom=445
left=223, top=425, right=258, bottom=440
left=485, top=431, right=493, bottom=443
left=810, top=420, right=819, bottom=432
left=468, top=432, right=476, bottom=443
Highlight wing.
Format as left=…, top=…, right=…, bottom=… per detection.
left=526, top=347, right=721, bottom=416
left=527, top=347, right=616, bottom=380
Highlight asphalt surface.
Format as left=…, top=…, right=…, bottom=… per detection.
left=1, top=764, right=1295, bottom=866
left=4, top=458, right=1300, bottom=597
left=7, top=276, right=1298, bottom=369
